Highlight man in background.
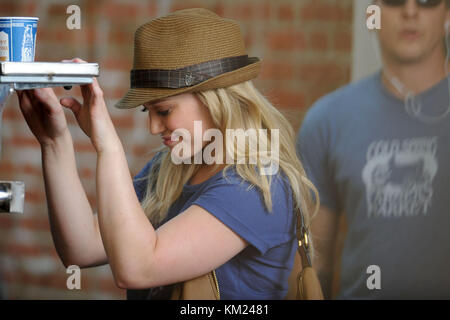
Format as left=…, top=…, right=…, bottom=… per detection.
left=297, top=0, right=450, bottom=299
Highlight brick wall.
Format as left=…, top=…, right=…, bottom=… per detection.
left=0, top=0, right=353, bottom=299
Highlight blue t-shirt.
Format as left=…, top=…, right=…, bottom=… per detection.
left=297, top=72, right=450, bottom=299
left=127, top=153, right=297, bottom=300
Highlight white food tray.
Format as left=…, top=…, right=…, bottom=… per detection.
left=0, top=62, right=99, bottom=90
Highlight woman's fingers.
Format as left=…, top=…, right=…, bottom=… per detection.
left=60, top=96, right=82, bottom=114
left=21, top=90, right=44, bottom=121
left=33, top=88, right=62, bottom=115
left=62, top=57, right=87, bottom=63
left=16, top=90, right=46, bottom=136
left=26, top=89, right=41, bottom=111
left=72, top=57, right=87, bottom=63
left=64, top=58, right=103, bottom=108
left=16, top=90, right=34, bottom=116
left=89, top=77, right=104, bottom=101
left=66, top=58, right=93, bottom=102
left=79, top=83, right=92, bottom=103
left=79, top=77, right=104, bottom=108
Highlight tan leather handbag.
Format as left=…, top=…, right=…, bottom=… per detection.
left=285, top=206, right=324, bottom=300
left=170, top=207, right=324, bottom=300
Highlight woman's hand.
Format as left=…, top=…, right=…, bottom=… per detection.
left=17, top=86, right=71, bottom=148
left=59, top=58, right=121, bottom=154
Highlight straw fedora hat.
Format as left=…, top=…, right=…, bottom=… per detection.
left=115, top=8, right=261, bottom=109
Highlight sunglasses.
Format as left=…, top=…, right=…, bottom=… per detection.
left=381, top=0, right=444, bottom=7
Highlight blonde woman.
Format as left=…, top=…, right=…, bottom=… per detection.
left=16, top=8, right=318, bottom=299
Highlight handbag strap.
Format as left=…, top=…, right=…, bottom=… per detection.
left=296, top=206, right=312, bottom=269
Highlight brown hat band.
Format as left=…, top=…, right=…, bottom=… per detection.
left=130, top=55, right=259, bottom=89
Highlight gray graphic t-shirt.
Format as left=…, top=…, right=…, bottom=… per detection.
left=297, top=72, right=450, bottom=299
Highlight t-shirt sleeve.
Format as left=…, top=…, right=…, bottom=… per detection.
left=191, top=171, right=294, bottom=255
left=296, top=100, right=341, bottom=214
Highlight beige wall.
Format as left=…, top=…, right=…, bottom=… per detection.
left=351, top=0, right=382, bottom=82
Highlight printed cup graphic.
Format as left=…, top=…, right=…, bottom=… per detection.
left=0, top=17, right=38, bottom=62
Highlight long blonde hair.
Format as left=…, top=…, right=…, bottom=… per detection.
left=138, top=81, right=319, bottom=244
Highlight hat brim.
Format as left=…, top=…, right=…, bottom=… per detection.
left=114, top=59, right=261, bottom=109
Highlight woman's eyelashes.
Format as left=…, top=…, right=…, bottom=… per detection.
left=141, top=106, right=170, bottom=116
left=157, top=109, right=170, bottom=116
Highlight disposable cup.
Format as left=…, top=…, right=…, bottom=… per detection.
left=0, top=17, right=39, bottom=62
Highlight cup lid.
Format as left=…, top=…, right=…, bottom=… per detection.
left=0, top=17, right=39, bottom=20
